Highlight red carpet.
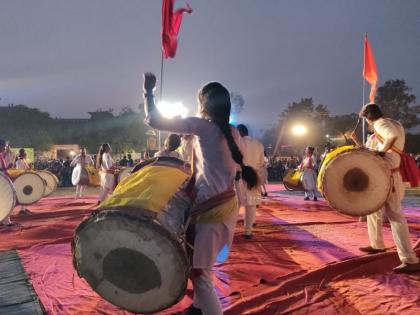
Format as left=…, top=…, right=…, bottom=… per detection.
left=1, top=185, right=419, bottom=314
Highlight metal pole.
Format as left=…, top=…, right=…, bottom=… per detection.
left=362, top=33, right=367, bottom=145
left=158, top=52, right=164, bottom=149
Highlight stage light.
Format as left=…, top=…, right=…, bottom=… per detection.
left=291, top=124, right=307, bottom=136
left=70, top=151, right=76, bottom=156
left=157, top=101, right=188, bottom=119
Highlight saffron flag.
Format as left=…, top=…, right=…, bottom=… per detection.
left=161, top=0, right=192, bottom=59
left=363, top=34, right=378, bottom=103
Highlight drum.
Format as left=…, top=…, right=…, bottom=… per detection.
left=283, top=169, right=304, bottom=191
left=117, top=167, right=134, bottom=184
left=12, top=172, right=46, bottom=205
left=36, top=170, right=58, bottom=197
left=0, top=173, right=16, bottom=222
left=318, top=146, right=391, bottom=217
left=72, top=165, right=100, bottom=187
left=72, top=157, right=192, bottom=314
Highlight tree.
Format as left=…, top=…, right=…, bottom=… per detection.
left=375, top=79, right=420, bottom=128
left=327, top=113, right=359, bottom=144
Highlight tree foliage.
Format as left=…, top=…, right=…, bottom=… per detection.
left=375, top=79, right=420, bottom=128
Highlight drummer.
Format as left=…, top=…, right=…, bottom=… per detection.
left=71, top=147, right=94, bottom=199
left=299, top=146, right=318, bottom=201
left=154, top=134, right=181, bottom=158
left=351, top=103, right=420, bottom=273
left=15, top=149, right=31, bottom=170
left=96, top=143, right=116, bottom=203
left=0, top=139, right=15, bottom=227
left=143, top=73, right=258, bottom=315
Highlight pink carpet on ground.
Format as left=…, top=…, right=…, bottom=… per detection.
left=1, top=185, right=420, bottom=314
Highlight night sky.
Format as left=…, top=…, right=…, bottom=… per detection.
left=1, top=0, right=419, bottom=135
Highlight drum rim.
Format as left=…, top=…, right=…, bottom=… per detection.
left=36, top=170, right=58, bottom=197
left=283, top=169, right=304, bottom=191
left=13, top=172, right=46, bottom=205
left=321, top=149, right=392, bottom=216
left=0, top=172, right=16, bottom=221
left=72, top=209, right=190, bottom=313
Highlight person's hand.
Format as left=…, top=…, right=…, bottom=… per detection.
left=143, top=72, right=157, bottom=94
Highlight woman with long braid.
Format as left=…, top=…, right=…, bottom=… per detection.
left=143, top=73, right=258, bottom=315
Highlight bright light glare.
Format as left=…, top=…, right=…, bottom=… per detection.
left=291, top=124, right=307, bottom=136
left=69, top=151, right=76, bottom=156
left=157, top=101, right=188, bottom=119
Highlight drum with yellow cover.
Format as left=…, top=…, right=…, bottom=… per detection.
left=72, top=157, right=193, bottom=314
left=71, top=165, right=100, bottom=187
left=318, top=146, right=391, bottom=217
left=283, top=169, right=304, bottom=191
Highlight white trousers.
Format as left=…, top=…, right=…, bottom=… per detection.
left=367, top=173, right=418, bottom=264
left=192, top=268, right=223, bottom=315
left=75, top=185, right=85, bottom=197
left=244, top=205, right=256, bottom=235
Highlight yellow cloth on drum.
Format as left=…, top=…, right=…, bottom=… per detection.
left=98, top=165, right=189, bottom=213
left=85, top=166, right=100, bottom=187
left=317, top=145, right=354, bottom=190
left=283, top=169, right=302, bottom=186
left=7, top=169, right=30, bottom=180
left=192, top=197, right=238, bottom=224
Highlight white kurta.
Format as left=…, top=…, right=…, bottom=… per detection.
left=154, top=150, right=181, bottom=159
left=300, top=156, right=317, bottom=191
left=70, top=154, right=94, bottom=168
left=366, top=118, right=418, bottom=264
left=240, top=136, right=264, bottom=206
left=15, top=159, right=30, bottom=170
left=100, top=153, right=115, bottom=191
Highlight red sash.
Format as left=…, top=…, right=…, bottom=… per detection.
left=374, top=132, right=419, bottom=187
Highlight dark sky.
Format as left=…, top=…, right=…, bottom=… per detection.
left=1, top=0, right=419, bottom=135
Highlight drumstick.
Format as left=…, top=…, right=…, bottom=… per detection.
left=352, top=117, right=362, bottom=133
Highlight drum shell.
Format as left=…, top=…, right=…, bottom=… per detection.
left=0, top=173, right=16, bottom=222
left=318, top=147, right=392, bottom=217
left=36, top=170, right=58, bottom=197
left=13, top=172, right=46, bottom=205
left=72, top=165, right=100, bottom=187
left=283, top=169, right=304, bottom=191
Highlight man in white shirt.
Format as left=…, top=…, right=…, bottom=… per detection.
left=352, top=103, right=420, bottom=273
left=237, top=124, right=265, bottom=239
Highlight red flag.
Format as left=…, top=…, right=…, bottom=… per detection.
left=161, top=0, right=192, bottom=59
left=363, top=34, right=378, bottom=102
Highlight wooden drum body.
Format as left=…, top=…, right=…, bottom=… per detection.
left=8, top=170, right=46, bottom=205
left=318, top=146, right=391, bottom=217
left=0, top=173, right=16, bottom=222
left=283, top=169, right=304, bottom=191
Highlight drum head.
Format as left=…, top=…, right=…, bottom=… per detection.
left=73, top=210, right=189, bottom=314
left=72, top=165, right=89, bottom=186
left=0, top=173, right=16, bottom=222
left=321, top=149, right=391, bottom=216
left=13, top=172, right=45, bottom=205
left=37, top=170, right=58, bottom=197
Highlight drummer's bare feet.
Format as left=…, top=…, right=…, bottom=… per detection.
left=176, top=304, right=203, bottom=315
left=393, top=262, right=420, bottom=273
left=313, top=196, right=318, bottom=201
left=304, top=197, right=310, bottom=201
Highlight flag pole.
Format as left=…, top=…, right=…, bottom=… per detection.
left=158, top=51, right=164, bottom=149
left=362, top=32, right=367, bottom=144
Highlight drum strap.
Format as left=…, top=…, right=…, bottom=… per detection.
left=374, top=132, right=405, bottom=155
left=191, top=189, right=236, bottom=217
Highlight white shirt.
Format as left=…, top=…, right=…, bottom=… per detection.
left=147, top=113, right=243, bottom=204
left=15, top=159, right=30, bottom=170
left=373, top=118, right=405, bottom=169
left=154, top=150, right=181, bottom=159
left=241, top=136, right=264, bottom=171
left=70, top=154, right=94, bottom=167
left=101, top=153, right=114, bottom=171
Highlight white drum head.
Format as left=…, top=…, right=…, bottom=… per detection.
left=37, top=170, right=58, bottom=197
left=0, top=173, right=16, bottom=222
left=14, top=173, right=46, bottom=205
left=321, top=149, right=391, bottom=216
left=118, top=167, right=133, bottom=183
left=73, top=210, right=189, bottom=314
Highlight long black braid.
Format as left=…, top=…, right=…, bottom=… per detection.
left=199, top=82, right=259, bottom=189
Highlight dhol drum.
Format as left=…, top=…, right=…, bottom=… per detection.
left=318, top=146, right=391, bottom=217
left=72, top=157, right=192, bottom=314
left=72, top=165, right=100, bottom=187
left=36, top=170, right=58, bottom=197
left=0, top=173, right=16, bottom=222
left=8, top=170, right=46, bottom=205
left=283, top=169, right=304, bottom=191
